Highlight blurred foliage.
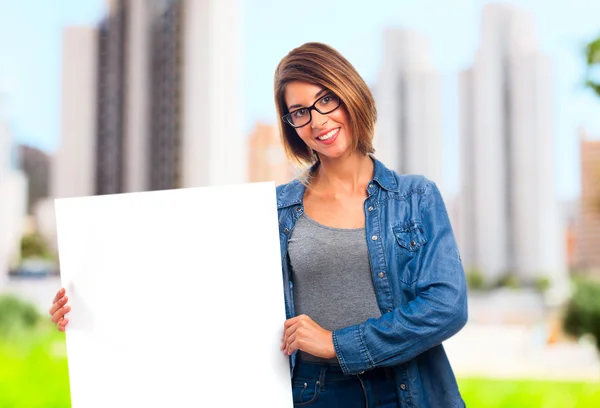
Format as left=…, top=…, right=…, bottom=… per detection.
left=495, top=271, right=520, bottom=290
left=0, top=294, right=40, bottom=338
left=467, top=267, right=553, bottom=293
left=563, top=278, right=600, bottom=352
left=459, top=377, right=600, bottom=407
left=585, top=35, right=600, bottom=98
left=466, top=266, right=486, bottom=290
left=533, top=276, right=550, bottom=293
left=20, top=232, right=54, bottom=261
left=0, top=294, right=71, bottom=407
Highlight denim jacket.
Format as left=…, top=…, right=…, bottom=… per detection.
left=276, top=157, right=468, bottom=407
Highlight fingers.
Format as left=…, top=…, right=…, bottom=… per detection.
left=281, top=315, right=312, bottom=354
left=58, top=318, right=69, bottom=332
left=49, top=295, right=69, bottom=316
left=52, top=288, right=66, bottom=304
left=51, top=304, right=71, bottom=323
left=283, top=314, right=309, bottom=331
left=284, top=330, right=302, bottom=355
left=50, top=288, right=71, bottom=332
left=283, top=316, right=309, bottom=340
left=282, top=318, right=308, bottom=355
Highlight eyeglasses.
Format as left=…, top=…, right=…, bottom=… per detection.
left=282, top=93, right=341, bottom=128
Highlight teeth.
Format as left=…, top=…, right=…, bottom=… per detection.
left=318, top=128, right=338, bottom=141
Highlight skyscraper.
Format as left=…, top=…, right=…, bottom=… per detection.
left=53, top=0, right=244, bottom=200
left=0, top=92, right=28, bottom=282
left=19, top=145, right=51, bottom=214
left=459, top=4, right=567, bottom=298
left=576, top=130, right=600, bottom=275
left=374, top=28, right=443, bottom=187
left=180, top=0, right=245, bottom=187
left=52, top=26, right=98, bottom=199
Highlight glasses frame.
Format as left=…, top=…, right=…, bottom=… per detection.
left=281, top=93, right=341, bottom=128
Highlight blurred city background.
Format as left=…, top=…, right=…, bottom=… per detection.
left=1, top=0, right=600, bottom=407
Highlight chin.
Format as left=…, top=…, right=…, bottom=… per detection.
left=317, top=148, right=351, bottom=161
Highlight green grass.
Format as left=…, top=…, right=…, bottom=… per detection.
left=0, top=324, right=71, bottom=408
left=459, top=377, right=600, bottom=408
left=1, top=327, right=599, bottom=408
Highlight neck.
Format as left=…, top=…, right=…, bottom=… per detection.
left=313, top=152, right=373, bottom=194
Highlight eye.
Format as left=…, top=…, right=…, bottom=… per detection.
left=293, top=109, right=308, bottom=118
left=319, top=94, right=337, bottom=107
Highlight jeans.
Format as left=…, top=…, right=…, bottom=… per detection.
left=292, top=360, right=399, bottom=408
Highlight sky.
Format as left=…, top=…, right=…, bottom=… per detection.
left=0, top=0, right=599, bottom=199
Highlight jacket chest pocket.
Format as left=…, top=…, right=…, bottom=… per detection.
left=392, top=221, right=427, bottom=257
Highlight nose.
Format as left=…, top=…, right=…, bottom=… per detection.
left=310, top=109, right=328, bottom=129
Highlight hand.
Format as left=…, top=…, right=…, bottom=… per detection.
left=49, top=288, right=70, bottom=332
left=281, top=314, right=336, bottom=359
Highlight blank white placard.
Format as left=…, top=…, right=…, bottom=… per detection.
left=55, top=182, right=292, bottom=408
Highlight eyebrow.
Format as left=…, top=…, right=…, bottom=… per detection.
left=287, top=88, right=329, bottom=111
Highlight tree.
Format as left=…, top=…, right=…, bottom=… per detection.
left=563, top=279, right=600, bottom=352
left=561, top=34, right=600, bottom=353
left=20, top=232, right=53, bottom=260
left=584, top=35, right=600, bottom=98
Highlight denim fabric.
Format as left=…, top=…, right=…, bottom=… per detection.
left=277, top=157, right=468, bottom=407
left=292, top=360, right=398, bottom=408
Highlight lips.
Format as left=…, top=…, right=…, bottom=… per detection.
left=316, top=128, right=340, bottom=145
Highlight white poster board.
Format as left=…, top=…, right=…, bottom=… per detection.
left=55, top=182, right=292, bottom=407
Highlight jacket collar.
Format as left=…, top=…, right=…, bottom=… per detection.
left=276, top=156, right=398, bottom=209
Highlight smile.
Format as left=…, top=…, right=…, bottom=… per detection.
left=316, top=128, right=340, bottom=141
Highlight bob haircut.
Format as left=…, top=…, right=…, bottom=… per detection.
left=274, top=42, right=377, bottom=166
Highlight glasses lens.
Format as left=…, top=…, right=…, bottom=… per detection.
left=315, top=94, right=340, bottom=114
left=284, top=109, right=311, bottom=128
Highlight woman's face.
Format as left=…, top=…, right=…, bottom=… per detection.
left=284, top=81, right=352, bottom=160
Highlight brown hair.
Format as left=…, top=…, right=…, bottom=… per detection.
left=274, top=42, right=377, bottom=167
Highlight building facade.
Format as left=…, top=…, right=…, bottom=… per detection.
left=576, top=131, right=600, bottom=274
left=459, top=4, right=567, bottom=300
left=53, top=0, right=244, bottom=201
left=374, top=28, right=443, bottom=187
left=0, top=93, right=28, bottom=282
left=248, top=122, right=296, bottom=185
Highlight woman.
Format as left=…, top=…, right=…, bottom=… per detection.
left=50, top=42, right=468, bottom=407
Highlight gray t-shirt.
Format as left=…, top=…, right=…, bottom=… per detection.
left=288, top=213, right=382, bottom=364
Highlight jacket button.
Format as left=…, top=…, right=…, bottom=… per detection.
left=368, top=206, right=374, bottom=212
left=378, top=272, right=385, bottom=279
left=400, top=383, right=407, bottom=390
left=359, top=371, right=365, bottom=375
left=284, top=228, right=289, bottom=234
left=410, top=240, right=417, bottom=247
left=369, top=184, right=374, bottom=189
left=296, top=207, right=302, bottom=212
left=371, top=235, right=378, bottom=241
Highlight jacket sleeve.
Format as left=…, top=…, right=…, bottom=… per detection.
left=332, top=181, right=468, bottom=375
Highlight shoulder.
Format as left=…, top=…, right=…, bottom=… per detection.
left=275, top=179, right=300, bottom=198
left=275, top=180, right=294, bottom=197
left=275, top=179, right=306, bottom=210
left=390, top=171, right=438, bottom=199
left=371, top=157, right=438, bottom=199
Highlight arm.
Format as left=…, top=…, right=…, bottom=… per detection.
left=332, top=181, right=468, bottom=375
